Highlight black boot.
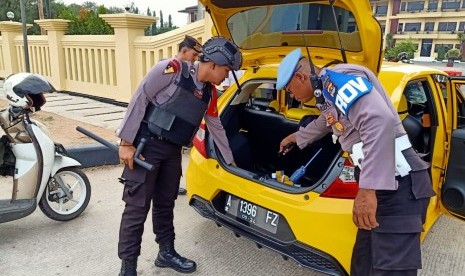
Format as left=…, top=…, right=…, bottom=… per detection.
left=178, top=187, right=187, bottom=195
left=119, top=259, right=137, bottom=276
left=154, top=241, right=196, bottom=273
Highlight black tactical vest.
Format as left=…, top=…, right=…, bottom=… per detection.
left=144, top=61, right=211, bottom=147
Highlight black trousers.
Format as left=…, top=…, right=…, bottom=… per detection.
left=351, top=169, right=431, bottom=276
left=118, top=132, right=182, bottom=260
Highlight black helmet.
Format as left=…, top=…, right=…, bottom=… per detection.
left=200, top=37, right=242, bottom=70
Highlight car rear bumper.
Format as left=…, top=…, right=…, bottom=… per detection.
left=190, top=195, right=348, bottom=276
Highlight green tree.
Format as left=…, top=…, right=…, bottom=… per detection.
left=145, top=9, right=178, bottom=36
left=49, top=1, right=67, bottom=19
left=0, top=0, right=41, bottom=34
left=458, top=33, right=465, bottom=60
left=59, top=5, right=113, bottom=35
left=150, top=10, right=157, bottom=35
left=385, top=40, right=416, bottom=59
left=82, top=1, right=98, bottom=11
left=107, top=6, right=124, bottom=13
left=385, top=33, right=394, bottom=50
left=445, top=48, right=461, bottom=60
left=437, top=46, right=447, bottom=61
left=145, top=7, right=152, bottom=35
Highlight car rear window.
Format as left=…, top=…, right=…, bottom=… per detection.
left=227, top=3, right=362, bottom=52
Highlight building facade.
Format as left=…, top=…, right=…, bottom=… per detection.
left=371, top=0, right=465, bottom=60
left=178, top=3, right=205, bottom=25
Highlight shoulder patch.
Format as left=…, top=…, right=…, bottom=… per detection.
left=163, top=59, right=181, bottom=75
left=322, top=69, right=373, bottom=115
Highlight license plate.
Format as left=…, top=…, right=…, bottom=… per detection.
left=224, top=194, right=279, bottom=234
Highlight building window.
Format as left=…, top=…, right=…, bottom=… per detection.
left=428, top=0, right=438, bottom=11
left=424, top=22, right=435, bottom=32
left=459, top=22, right=465, bottom=32
left=442, top=0, right=460, bottom=10
left=401, top=2, right=406, bottom=11
left=407, top=1, right=425, bottom=12
left=398, top=23, right=404, bottom=33
left=376, top=5, right=388, bottom=15
left=190, top=12, right=196, bottom=23
left=381, top=25, right=386, bottom=33
left=434, top=44, right=453, bottom=52
left=438, top=22, right=457, bottom=32
left=405, top=23, right=421, bottom=32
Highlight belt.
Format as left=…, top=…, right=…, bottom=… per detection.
left=151, top=134, right=175, bottom=144
left=350, top=135, right=412, bottom=177
left=139, top=122, right=179, bottom=146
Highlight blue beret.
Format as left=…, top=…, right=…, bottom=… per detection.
left=276, top=48, right=302, bottom=90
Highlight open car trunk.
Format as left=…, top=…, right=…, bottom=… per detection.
left=209, top=80, right=342, bottom=190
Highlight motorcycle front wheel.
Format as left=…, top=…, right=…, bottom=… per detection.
left=39, top=167, right=91, bottom=221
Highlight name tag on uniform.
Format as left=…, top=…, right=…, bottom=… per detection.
left=322, top=70, right=373, bottom=115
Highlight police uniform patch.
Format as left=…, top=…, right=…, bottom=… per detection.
left=325, top=80, right=337, bottom=97
left=321, top=69, right=373, bottom=115
left=325, top=113, right=336, bottom=125
left=194, top=88, right=203, bottom=99
left=163, top=60, right=181, bottom=75
left=334, top=122, right=345, bottom=132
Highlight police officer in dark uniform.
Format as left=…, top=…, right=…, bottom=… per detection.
left=277, top=48, right=435, bottom=276
left=175, top=35, right=202, bottom=196
left=116, top=37, right=241, bottom=276
left=177, top=35, right=202, bottom=62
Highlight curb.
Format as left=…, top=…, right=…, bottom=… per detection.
left=67, top=143, right=120, bottom=168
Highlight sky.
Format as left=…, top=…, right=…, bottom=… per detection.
left=59, top=0, right=199, bottom=27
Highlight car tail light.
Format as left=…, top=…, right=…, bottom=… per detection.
left=193, top=122, right=207, bottom=158
left=320, top=159, right=359, bottom=199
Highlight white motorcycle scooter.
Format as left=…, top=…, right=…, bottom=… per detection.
left=0, top=73, right=91, bottom=223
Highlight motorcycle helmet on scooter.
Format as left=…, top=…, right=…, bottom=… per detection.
left=200, top=36, right=242, bottom=70
left=3, top=73, right=55, bottom=111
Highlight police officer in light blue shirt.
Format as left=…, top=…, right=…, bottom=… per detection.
left=277, top=48, right=434, bottom=276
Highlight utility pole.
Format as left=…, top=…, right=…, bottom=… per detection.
left=20, top=0, right=30, bottom=72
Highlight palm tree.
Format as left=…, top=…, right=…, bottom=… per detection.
left=458, top=33, right=465, bottom=61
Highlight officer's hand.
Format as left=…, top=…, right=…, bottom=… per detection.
left=119, top=144, right=136, bottom=170
left=279, top=134, right=297, bottom=155
left=352, top=188, right=379, bottom=230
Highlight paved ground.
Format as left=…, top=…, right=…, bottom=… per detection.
left=413, top=60, right=465, bottom=75
left=42, top=92, right=127, bottom=131
left=0, top=162, right=322, bottom=276
left=1, top=162, right=465, bottom=276
left=0, top=79, right=126, bottom=133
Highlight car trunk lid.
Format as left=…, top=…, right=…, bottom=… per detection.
left=200, top=0, right=383, bottom=74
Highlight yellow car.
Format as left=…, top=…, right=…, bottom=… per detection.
left=186, top=1, right=465, bottom=275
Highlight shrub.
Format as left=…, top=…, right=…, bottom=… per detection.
left=445, top=48, right=461, bottom=60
